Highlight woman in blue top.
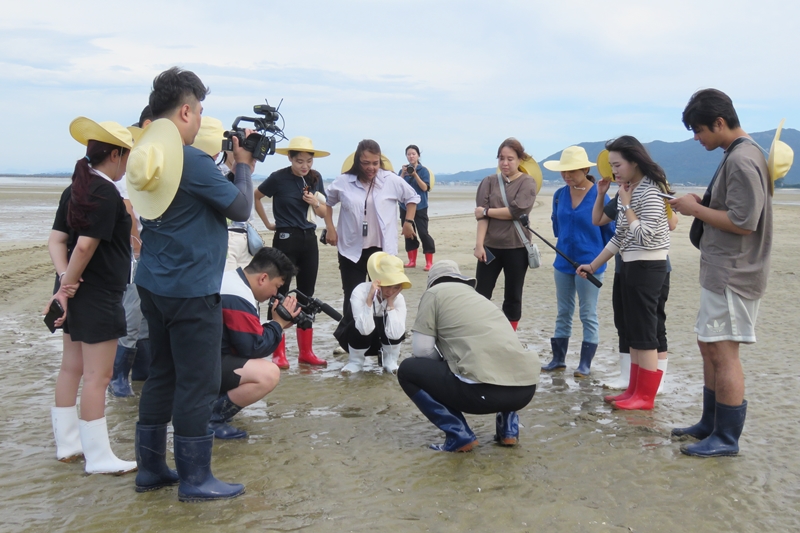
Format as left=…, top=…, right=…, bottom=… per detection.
left=541, top=146, right=614, bottom=377
left=399, top=145, right=436, bottom=271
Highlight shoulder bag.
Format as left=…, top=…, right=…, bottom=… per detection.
left=497, top=172, right=540, bottom=269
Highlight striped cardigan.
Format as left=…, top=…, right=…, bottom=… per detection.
left=605, top=177, right=669, bottom=261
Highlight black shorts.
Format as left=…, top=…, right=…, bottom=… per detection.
left=220, top=354, right=248, bottom=394
left=62, top=283, right=126, bottom=344
left=620, top=260, right=667, bottom=351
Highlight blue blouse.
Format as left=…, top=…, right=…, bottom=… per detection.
left=551, top=184, right=615, bottom=275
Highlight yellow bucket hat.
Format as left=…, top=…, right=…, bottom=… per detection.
left=126, top=118, right=184, bottom=220
left=69, top=117, right=133, bottom=149
left=341, top=152, right=394, bottom=173
left=543, top=146, right=596, bottom=172
left=769, top=119, right=794, bottom=182
left=276, top=136, right=330, bottom=158
left=191, top=117, right=226, bottom=157
left=367, top=252, right=411, bottom=289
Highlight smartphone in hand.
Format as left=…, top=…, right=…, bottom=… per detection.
left=44, top=299, right=64, bottom=333
left=484, top=247, right=496, bottom=265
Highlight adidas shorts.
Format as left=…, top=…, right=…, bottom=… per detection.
left=695, top=287, right=760, bottom=344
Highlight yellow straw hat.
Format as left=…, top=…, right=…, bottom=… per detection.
left=543, top=146, right=596, bottom=172
left=596, top=149, right=614, bottom=181
left=191, top=117, right=226, bottom=157
left=275, top=136, right=330, bottom=158
left=367, top=252, right=411, bottom=289
left=126, top=118, right=184, bottom=220
left=769, top=119, right=794, bottom=182
left=69, top=117, right=133, bottom=149
left=341, top=152, right=394, bottom=173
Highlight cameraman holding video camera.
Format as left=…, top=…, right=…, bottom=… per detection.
left=210, top=247, right=300, bottom=439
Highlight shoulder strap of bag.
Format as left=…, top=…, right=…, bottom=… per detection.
left=497, top=172, right=532, bottom=247
left=704, top=136, right=755, bottom=197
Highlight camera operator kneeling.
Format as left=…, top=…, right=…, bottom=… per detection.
left=211, top=247, right=300, bottom=439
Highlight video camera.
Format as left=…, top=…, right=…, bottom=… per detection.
left=270, top=290, right=342, bottom=330
left=222, top=101, right=286, bottom=162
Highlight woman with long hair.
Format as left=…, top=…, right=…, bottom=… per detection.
left=399, top=144, right=436, bottom=271
left=541, top=146, right=615, bottom=377
left=47, top=117, right=137, bottom=474
left=255, top=137, right=330, bottom=368
left=577, top=135, right=671, bottom=410
left=473, top=138, right=538, bottom=331
left=324, top=139, right=420, bottom=359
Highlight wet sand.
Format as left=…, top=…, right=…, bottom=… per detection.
left=1, top=183, right=799, bottom=532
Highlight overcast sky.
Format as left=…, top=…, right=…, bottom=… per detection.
left=2, top=0, right=799, bottom=177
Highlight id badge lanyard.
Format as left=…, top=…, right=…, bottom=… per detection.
left=362, top=178, right=375, bottom=237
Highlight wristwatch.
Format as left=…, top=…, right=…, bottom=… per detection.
left=483, top=207, right=489, bottom=218
left=404, top=219, right=414, bottom=224
left=620, top=204, right=632, bottom=212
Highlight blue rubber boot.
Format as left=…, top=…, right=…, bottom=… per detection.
left=542, top=338, right=568, bottom=371
left=681, top=400, right=747, bottom=458
left=494, top=412, right=519, bottom=446
left=574, top=342, right=598, bottom=378
left=174, top=432, right=245, bottom=502
left=672, top=387, right=716, bottom=439
left=208, top=394, right=247, bottom=440
left=131, top=338, right=151, bottom=382
left=135, top=423, right=179, bottom=492
left=409, top=390, right=478, bottom=452
left=108, top=345, right=136, bottom=397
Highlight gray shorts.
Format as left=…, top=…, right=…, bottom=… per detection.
left=695, top=287, right=760, bottom=344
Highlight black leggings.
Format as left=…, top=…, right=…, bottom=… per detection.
left=337, top=247, right=381, bottom=326
left=397, top=357, right=536, bottom=415
left=272, top=227, right=319, bottom=298
left=346, top=316, right=404, bottom=351
left=400, top=207, right=435, bottom=254
left=475, top=246, right=529, bottom=321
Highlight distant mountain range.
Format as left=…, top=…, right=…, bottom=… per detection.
left=437, top=128, right=800, bottom=187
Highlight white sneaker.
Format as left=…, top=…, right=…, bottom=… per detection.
left=341, top=346, right=367, bottom=374
left=381, top=344, right=401, bottom=375
left=51, top=406, right=83, bottom=462
left=79, top=417, right=137, bottom=475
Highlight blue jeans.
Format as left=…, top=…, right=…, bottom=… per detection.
left=553, top=269, right=604, bottom=344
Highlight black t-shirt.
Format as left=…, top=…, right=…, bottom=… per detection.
left=52, top=176, right=132, bottom=291
left=257, top=166, right=326, bottom=230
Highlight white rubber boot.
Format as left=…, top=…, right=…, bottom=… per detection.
left=381, top=344, right=401, bottom=375
left=603, top=352, right=631, bottom=390
left=656, top=358, right=669, bottom=395
left=79, top=417, right=137, bottom=475
left=341, top=346, right=367, bottom=374
left=51, top=406, right=83, bottom=462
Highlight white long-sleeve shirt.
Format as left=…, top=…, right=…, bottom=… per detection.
left=350, top=281, right=406, bottom=340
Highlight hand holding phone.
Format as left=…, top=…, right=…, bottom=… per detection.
left=43, top=299, right=64, bottom=333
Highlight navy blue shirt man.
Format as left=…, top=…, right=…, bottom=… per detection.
left=128, top=67, right=256, bottom=502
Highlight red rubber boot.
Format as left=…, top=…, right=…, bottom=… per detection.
left=612, top=367, right=662, bottom=411
left=297, top=328, right=327, bottom=366
left=272, top=335, right=289, bottom=369
left=604, top=364, right=639, bottom=403
left=424, top=253, right=434, bottom=271
left=404, top=250, right=417, bottom=268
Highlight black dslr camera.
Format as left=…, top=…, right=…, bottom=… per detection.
left=270, top=290, right=342, bottom=330
left=221, top=101, right=286, bottom=162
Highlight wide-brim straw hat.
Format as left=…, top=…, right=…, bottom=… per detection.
left=367, top=252, right=411, bottom=289
left=543, top=146, right=596, bottom=172
left=596, top=149, right=615, bottom=181
left=275, top=136, right=330, bottom=158
left=496, top=157, right=542, bottom=193
left=126, top=118, right=184, bottom=220
left=426, top=260, right=476, bottom=289
left=341, top=152, right=394, bottom=173
left=69, top=117, right=134, bottom=149
left=192, top=117, right=226, bottom=157
left=769, top=119, right=794, bottom=181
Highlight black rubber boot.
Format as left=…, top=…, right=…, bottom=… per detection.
left=681, top=400, right=747, bottom=457
left=542, top=337, right=568, bottom=371
left=135, top=423, right=179, bottom=492
left=131, top=338, right=151, bottom=382
left=108, top=345, right=136, bottom=397
left=672, top=387, right=715, bottom=439
left=574, top=342, right=598, bottom=378
left=174, top=432, right=245, bottom=502
left=208, top=394, right=247, bottom=440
